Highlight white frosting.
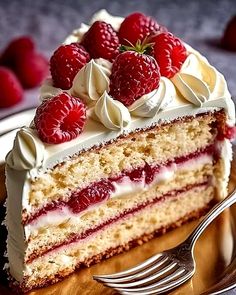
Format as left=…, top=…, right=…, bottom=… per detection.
left=6, top=127, right=45, bottom=171
left=71, top=59, right=112, bottom=104
left=129, top=77, right=175, bottom=117
left=6, top=169, right=31, bottom=281
left=94, top=91, right=131, bottom=130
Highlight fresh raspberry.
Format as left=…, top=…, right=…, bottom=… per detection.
left=68, top=181, right=114, bottom=213
left=222, top=15, right=236, bottom=51
left=50, top=43, right=90, bottom=90
left=81, top=21, right=119, bottom=61
left=0, top=36, right=35, bottom=67
left=34, top=93, right=86, bottom=144
left=109, top=51, right=160, bottom=107
left=0, top=67, right=23, bottom=108
left=118, top=12, right=166, bottom=46
left=152, top=32, right=187, bottom=78
left=14, top=51, right=48, bottom=89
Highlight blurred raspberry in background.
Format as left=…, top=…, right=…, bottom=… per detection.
left=222, top=15, right=236, bottom=51
left=0, top=36, right=48, bottom=108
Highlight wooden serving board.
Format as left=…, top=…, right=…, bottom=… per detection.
left=0, top=161, right=236, bottom=295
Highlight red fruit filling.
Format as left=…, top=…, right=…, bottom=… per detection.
left=68, top=181, right=115, bottom=214
left=25, top=144, right=215, bottom=225
left=26, top=181, right=209, bottom=263
left=217, top=124, right=236, bottom=141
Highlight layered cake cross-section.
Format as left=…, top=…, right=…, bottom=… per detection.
left=4, top=10, right=236, bottom=292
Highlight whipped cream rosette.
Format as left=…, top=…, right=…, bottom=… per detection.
left=171, top=49, right=230, bottom=107
left=71, top=59, right=112, bottom=104
left=129, top=77, right=175, bottom=117
left=6, top=127, right=45, bottom=170
left=94, top=91, right=131, bottom=130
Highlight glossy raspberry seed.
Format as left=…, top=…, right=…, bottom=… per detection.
left=34, top=93, right=86, bottom=144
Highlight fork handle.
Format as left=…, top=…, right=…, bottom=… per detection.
left=186, top=188, right=236, bottom=250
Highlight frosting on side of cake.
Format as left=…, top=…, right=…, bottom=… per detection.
left=4, top=9, right=235, bottom=285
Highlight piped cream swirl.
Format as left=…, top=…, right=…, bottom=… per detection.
left=6, top=127, right=45, bottom=170
left=171, top=52, right=229, bottom=106
left=129, top=77, right=176, bottom=117
left=94, top=91, right=131, bottom=130
left=71, top=59, right=112, bottom=105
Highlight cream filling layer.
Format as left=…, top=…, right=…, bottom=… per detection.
left=24, top=153, right=213, bottom=240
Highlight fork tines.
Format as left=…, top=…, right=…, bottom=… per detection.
left=93, top=252, right=191, bottom=294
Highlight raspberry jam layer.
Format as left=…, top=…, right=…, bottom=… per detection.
left=26, top=181, right=209, bottom=263
left=24, top=144, right=215, bottom=226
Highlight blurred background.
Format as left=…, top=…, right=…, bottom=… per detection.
left=0, top=0, right=235, bottom=118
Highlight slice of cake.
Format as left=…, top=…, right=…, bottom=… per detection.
left=5, top=10, right=235, bottom=293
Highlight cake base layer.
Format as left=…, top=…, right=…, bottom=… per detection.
left=16, top=206, right=213, bottom=293
left=18, top=184, right=214, bottom=292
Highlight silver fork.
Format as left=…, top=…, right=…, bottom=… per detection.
left=93, top=188, right=236, bottom=294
